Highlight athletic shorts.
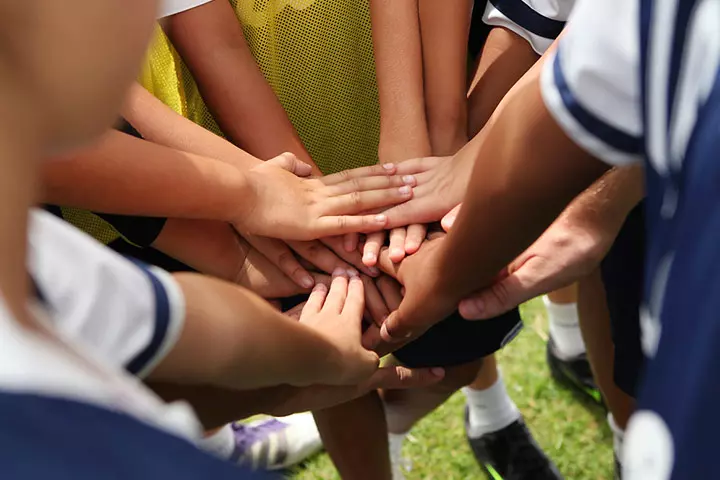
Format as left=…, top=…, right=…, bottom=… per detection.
left=281, top=295, right=523, bottom=369
left=600, top=203, right=646, bottom=398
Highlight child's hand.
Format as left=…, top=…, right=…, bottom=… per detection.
left=299, top=271, right=380, bottom=386
left=234, top=245, right=331, bottom=299
left=235, top=153, right=417, bottom=241
left=367, top=231, right=458, bottom=352
left=362, top=224, right=427, bottom=267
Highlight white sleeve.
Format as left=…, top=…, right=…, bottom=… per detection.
left=157, top=0, right=213, bottom=18
left=482, top=0, right=576, bottom=54
left=27, top=210, right=185, bottom=379
left=540, top=0, right=644, bottom=166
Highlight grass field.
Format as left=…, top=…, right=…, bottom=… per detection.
left=290, top=298, right=614, bottom=480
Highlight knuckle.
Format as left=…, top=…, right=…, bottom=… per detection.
left=336, top=215, right=348, bottom=231
left=349, top=191, right=362, bottom=207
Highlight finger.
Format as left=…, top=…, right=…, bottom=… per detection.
left=426, top=230, right=446, bottom=241
left=300, top=283, right=328, bottom=321
left=441, top=204, right=462, bottom=232
left=361, top=323, right=382, bottom=350
left=246, top=236, right=315, bottom=289
left=380, top=197, right=439, bottom=230
left=380, top=310, right=421, bottom=345
left=323, top=186, right=413, bottom=216
left=324, top=270, right=349, bottom=314
left=324, top=174, right=417, bottom=196
left=321, top=237, right=379, bottom=277
left=363, top=365, right=445, bottom=391
left=267, top=152, right=313, bottom=177
left=392, top=156, right=448, bottom=175
left=362, top=232, right=386, bottom=267
left=343, top=233, right=359, bottom=253
left=376, top=246, right=400, bottom=279
left=458, top=267, right=542, bottom=320
left=288, top=240, right=354, bottom=276
left=404, top=224, right=427, bottom=255
left=388, top=228, right=407, bottom=262
left=376, top=276, right=403, bottom=311
left=361, top=275, right=390, bottom=326
left=342, top=275, right=366, bottom=320
left=314, top=213, right=393, bottom=237
left=321, top=163, right=397, bottom=186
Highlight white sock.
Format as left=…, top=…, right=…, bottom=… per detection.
left=198, top=424, right=235, bottom=460
left=608, top=413, right=625, bottom=465
left=463, top=374, right=521, bottom=438
left=388, top=432, right=411, bottom=479
left=544, top=296, right=586, bottom=359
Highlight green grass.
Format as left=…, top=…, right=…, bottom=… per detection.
left=290, top=299, right=614, bottom=479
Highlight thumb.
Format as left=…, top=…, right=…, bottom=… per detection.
left=458, top=268, right=541, bottom=320
left=441, top=204, right=462, bottom=232
left=268, top=152, right=313, bottom=177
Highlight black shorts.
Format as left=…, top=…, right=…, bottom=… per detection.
left=281, top=296, right=523, bottom=369
left=600, top=204, right=646, bottom=398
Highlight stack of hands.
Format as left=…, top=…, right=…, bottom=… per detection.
left=230, top=151, right=622, bottom=393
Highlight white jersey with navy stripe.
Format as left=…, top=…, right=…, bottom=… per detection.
left=541, top=0, right=720, bottom=478
left=0, top=295, right=201, bottom=443
left=28, top=209, right=184, bottom=379
left=483, top=0, right=576, bottom=54
left=158, top=0, right=212, bottom=18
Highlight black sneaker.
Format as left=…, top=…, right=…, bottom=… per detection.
left=465, top=409, right=563, bottom=480
left=546, top=336, right=604, bottom=406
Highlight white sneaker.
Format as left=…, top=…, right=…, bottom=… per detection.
left=229, top=413, right=323, bottom=470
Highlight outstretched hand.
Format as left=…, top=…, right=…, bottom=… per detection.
left=234, top=153, right=417, bottom=241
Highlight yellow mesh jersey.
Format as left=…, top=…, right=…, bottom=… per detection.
left=140, top=0, right=382, bottom=175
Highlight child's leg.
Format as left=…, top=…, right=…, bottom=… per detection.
left=383, top=358, right=483, bottom=434
left=313, top=392, right=392, bottom=480
left=418, top=0, right=473, bottom=155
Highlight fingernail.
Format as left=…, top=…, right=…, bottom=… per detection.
left=404, top=331, right=413, bottom=338
left=312, top=283, right=327, bottom=293
left=382, top=163, right=395, bottom=170
left=374, top=214, right=387, bottom=223
left=398, top=185, right=412, bottom=195
left=363, top=252, right=376, bottom=263
left=332, top=267, right=346, bottom=277
left=431, top=367, right=445, bottom=377
left=346, top=268, right=359, bottom=277
left=391, top=248, right=404, bottom=259
left=402, top=175, right=415, bottom=185
left=301, top=276, right=315, bottom=288
left=368, top=266, right=380, bottom=276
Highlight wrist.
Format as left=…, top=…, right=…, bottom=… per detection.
left=227, top=168, right=261, bottom=230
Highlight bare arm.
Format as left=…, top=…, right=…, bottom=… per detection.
left=419, top=0, right=473, bottom=155
left=370, top=0, right=432, bottom=163
left=467, top=27, right=539, bottom=136
left=162, top=0, right=321, bottom=174
left=43, top=130, right=251, bottom=222
left=381, top=60, right=610, bottom=342
left=122, top=83, right=262, bottom=171
left=150, top=273, right=378, bottom=389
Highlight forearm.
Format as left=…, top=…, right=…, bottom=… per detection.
left=434, top=67, right=609, bottom=300
left=152, top=219, right=249, bottom=283
left=122, top=83, right=262, bottom=171
left=563, top=165, right=645, bottom=232
left=42, top=130, right=250, bottom=221
left=419, top=0, right=472, bottom=155
left=163, top=1, right=320, bottom=174
left=151, top=272, right=339, bottom=389
left=370, top=0, right=432, bottom=162
left=467, top=27, right=540, bottom=136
